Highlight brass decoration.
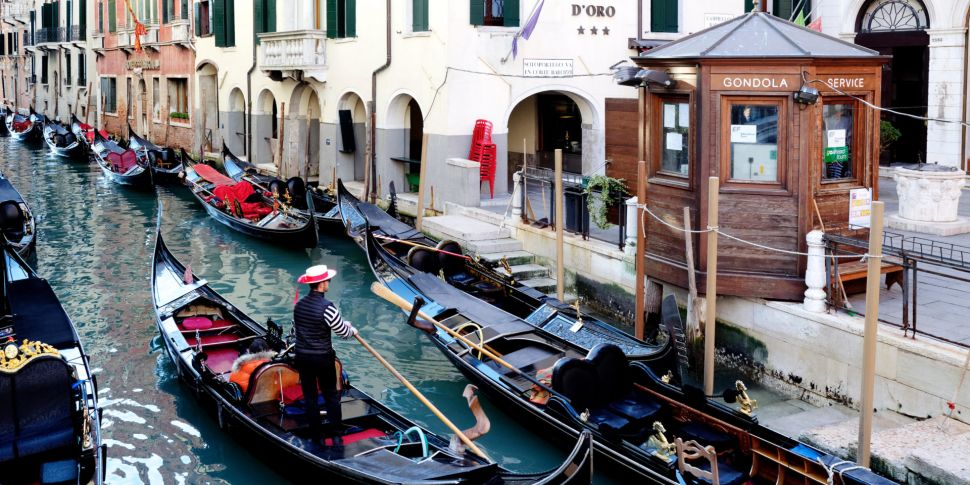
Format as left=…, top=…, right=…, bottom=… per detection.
left=645, top=421, right=675, bottom=459
left=499, top=256, right=512, bottom=276
left=736, top=380, right=758, bottom=416
left=0, top=339, right=60, bottom=373
left=661, top=370, right=673, bottom=384
left=573, top=300, right=583, bottom=326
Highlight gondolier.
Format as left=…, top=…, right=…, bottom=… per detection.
left=293, top=264, right=356, bottom=444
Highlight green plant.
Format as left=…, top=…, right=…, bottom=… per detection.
left=880, top=120, right=901, bottom=152
left=583, top=174, right=629, bottom=230
left=169, top=111, right=189, bottom=120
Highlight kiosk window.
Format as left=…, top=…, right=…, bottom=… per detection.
left=728, top=104, right=779, bottom=183
left=822, top=102, right=854, bottom=181
left=660, top=100, right=690, bottom=176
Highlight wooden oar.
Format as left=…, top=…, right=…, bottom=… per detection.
left=352, top=331, right=489, bottom=460
left=374, top=234, right=471, bottom=260
left=370, top=283, right=565, bottom=401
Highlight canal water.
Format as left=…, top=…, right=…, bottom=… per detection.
left=0, top=138, right=621, bottom=484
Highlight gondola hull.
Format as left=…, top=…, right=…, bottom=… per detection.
left=190, top=186, right=319, bottom=247
left=43, top=122, right=86, bottom=158
left=151, top=230, right=593, bottom=484
left=91, top=133, right=154, bottom=188
left=0, top=172, right=38, bottom=263
left=127, top=124, right=184, bottom=185
left=6, top=116, right=41, bottom=142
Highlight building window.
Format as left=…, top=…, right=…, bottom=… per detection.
left=254, top=0, right=276, bottom=42
left=152, top=77, right=160, bottom=120
left=212, top=0, right=235, bottom=46
left=723, top=98, right=786, bottom=187
left=78, top=52, right=86, bottom=85
left=657, top=98, right=690, bottom=178
left=650, top=0, right=678, bottom=33
left=772, top=0, right=811, bottom=21
left=821, top=99, right=860, bottom=182
left=65, top=55, right=72, bottom=86
left=195, top=0, right=211, bottom=36
left=101, top=77, right=117, bottom=114
left=108, top=0, right=117, bottom=33
left=163, top=0, right=173, bottom=23
left=168, top=78, right=188, bottom=118
left=98, top=1, right=103, bottom=33
left=470, top=0, right=519, bottom=27
left=40, top=55, right=48, bottom=84
left=127, top=77, right=133, bottom=119
left=181, top=0, right=189, bottom=20
left=412, top=0, right=428, bottom=32
left=326, top=0, right=355, bottom=38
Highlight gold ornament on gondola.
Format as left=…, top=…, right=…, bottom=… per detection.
left=0, top=339, right=60, bottom=372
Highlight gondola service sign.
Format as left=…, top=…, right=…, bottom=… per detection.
left=849, top=188, right=872, bottom=228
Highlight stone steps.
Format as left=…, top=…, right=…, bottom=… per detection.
left=520, top=276, right=557, bottom=294
left=422, top=215, right=510, bottom=241
left=499, top=263, right=549, bottom=281
left=478, top=250, right=536, bottom=266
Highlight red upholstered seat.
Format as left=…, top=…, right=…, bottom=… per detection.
left=324, top=429, right=387, bottom=446
left=213, top=182, right=271, bottom=219
left=204, top=347, right=240, bottom=375
left=181, top=317, right=213, bottom=330
left=282, top=385, right=304, bottom=405
left=12, top=121, right=31, bottom=132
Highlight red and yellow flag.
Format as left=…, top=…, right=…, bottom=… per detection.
left=123, top=0, right=148, bottom=51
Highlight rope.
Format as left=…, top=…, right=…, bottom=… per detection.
left=816, top=457, right=866, bottom=485
left=637, top=203, right=882, bottom=260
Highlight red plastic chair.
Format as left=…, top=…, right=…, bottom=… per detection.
left=468, top=119, right=493, bottom=159
left=479, top=143, right=497, bottom=198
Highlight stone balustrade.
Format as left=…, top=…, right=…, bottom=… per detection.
left=258, top=30, right=328, bottom=81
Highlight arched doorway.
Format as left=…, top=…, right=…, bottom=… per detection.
left=227, top=88, right=246, bottom=157
left=197, top=63, right=220, bottom=152
left=256, top=89, right=279, bottom=169
left=508, top=92, right=586, bottom=174
left=385, top=94, right=424, bottom=193
left=287, top=84, right=322, bottom=180
left=855, top=0, right=929, bottom=164
left=337, top=92, right=366, bottom=181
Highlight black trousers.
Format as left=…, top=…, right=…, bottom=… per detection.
left=295, top=353, right=341, bottom=440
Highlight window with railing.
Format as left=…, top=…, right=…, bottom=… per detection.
left=470, top=0, right=519, bottom=27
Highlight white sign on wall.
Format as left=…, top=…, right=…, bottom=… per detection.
left=704, top=13, right=735, bottom=28
left=523, top=59, right=574, bottom=77
left=849, top=188, right=873, bottom=228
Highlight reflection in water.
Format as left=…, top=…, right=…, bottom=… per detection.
left=0, top=140, right=614, bottom=483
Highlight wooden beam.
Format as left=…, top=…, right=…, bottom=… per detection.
left=704, top=176, right=720, bottom=397
left=415, top=133, right=430, bottom=231
left=635, top=160, right=647, bottom=339
left=555, top=149, right=565, bottom=301
left=857, top=201, right=885, bottom=468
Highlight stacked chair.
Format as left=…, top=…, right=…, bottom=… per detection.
left=468, top=119, right=497, bottom=198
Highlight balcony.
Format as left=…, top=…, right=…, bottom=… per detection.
left=170, top=20, right=190, bottom=43
left=258, top=30, right=328, bottom=82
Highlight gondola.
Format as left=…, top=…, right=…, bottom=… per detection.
left=181, top=151, right=319, bottom=247
left=150, top=228, right=593, bottom=484
left=42, top=116, right=86, bottom=158
left=128, top=123, right=184, bottom=184
left=0, top=236, right=104, bottom=485
left=368, top=236, right=896, bottom=484
left=222, top=146, right=344, bottom=233
left=70, top=114, right=105, bottom=153
left=0, top=171, right=37, bottom=263
left=91, top=130, right=154, bottom=188
left=339, top=179, right=664, bottom=359
left=5, top=107, right=42, bottom=142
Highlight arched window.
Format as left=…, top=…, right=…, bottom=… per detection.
left=859, top=0, right=928, bottom=32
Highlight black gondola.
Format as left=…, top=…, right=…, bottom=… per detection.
left=369, top=229, right=896, bottom=484
left=5, top=108, right=42, bottom=142
left=338, top=180, right=663, bottom=359
left=150, top=228, right=593, bottom=484
left=42, top=117, right=86, bottom=158
left=128, top=123, right=184, bottom=184
left=0, top=171, right=37, bottom=263
left=0, top=236, right=104, bottom=485
left=70, top=114, right=102, bottom=153
left=91, top=130, right=154, bottom=188
left=181, top=151, right=319, bottom=247
left=222, top=146, right=344, bottom=233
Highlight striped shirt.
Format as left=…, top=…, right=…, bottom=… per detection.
left=293, top=292, right=353, bottom=357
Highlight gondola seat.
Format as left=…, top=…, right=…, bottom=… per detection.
left=247, top=362, right=302, bottom=405
left=106, top=151, right=138, bottom=173
left=0, top=356, right=78, bottom=463
left=587, top=344, right=662, bottom=425
left=0, top=200, right=26, bottom=241
left=408, top=247, right=441, bottom=275
left=678, top=422, right=734, bottom=452
left=41, top=458, right=80, bottom=484
left=12, top=120, right=31, bottom=132
left=181, top=316, right=213, bottom=330
left=551, top=356, right=637, bottom=436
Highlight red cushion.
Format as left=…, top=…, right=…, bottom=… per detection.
left=211, top=319, right=233, bottom=330
left=282, top=385, right=304, bottom=405
left=181, top=317, right=213, bottom=330
left=324, top=429, right=387, bottom=446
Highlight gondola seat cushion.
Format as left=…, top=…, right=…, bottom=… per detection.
left=678, top=422, right=734, bottom=451
left=0, top=200, right=26, bottom=240
left=181, top=316, right=213, bottom=330
left=0, top=356, right=77, bottom=463
left=551, top=357, right=598, bottom=412
left=587, top=343, right=662, bottom=423
left=690, top=459, right=747, bottom=485
left=41, top=458, right=80, bottom=484
left=12, top=120, right=30, bottom=132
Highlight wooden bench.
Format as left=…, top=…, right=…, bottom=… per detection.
left=836, top=259, right=903, bottom=294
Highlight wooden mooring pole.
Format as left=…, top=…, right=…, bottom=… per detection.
left=415, top=133, right=430, bottom=231
left=635, top=161, right=647, bottom=339
left=857, top=200, right=885, bottom=468
left=704, top=176, right=720, bottom=397
left=555, top=149, right=565, bottom=301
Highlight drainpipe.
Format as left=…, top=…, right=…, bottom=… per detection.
left=246, top=27, right=257, bottom=161
left=368, top=0, right=391, bottom=203
left=637, top=0, right=642, bottom=43
left=962, top=10, right=970, bottom=172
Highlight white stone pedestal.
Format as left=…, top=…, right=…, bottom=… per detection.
left=887, top=166, right=970, bottom=236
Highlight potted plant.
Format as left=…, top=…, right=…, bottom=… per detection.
left=583, top=174, right=629, bottom=230
left=169, top=112, right=189, bottom=121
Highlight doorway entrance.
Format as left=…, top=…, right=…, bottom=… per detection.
left=855, top=0, right=929, bottom=165
left=537, top=93, right=583, bottom=173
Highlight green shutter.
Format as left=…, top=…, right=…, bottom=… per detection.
left=108, top=0, right=116, bottom=33
left=744, top=0, right=754, bottom=12
left=344, top=0, right=354, bottom=37
left=469, top=0, right=483, bottom=25
left=266, top=0, right=276, bottom=33
left=413, top=0, right=428, bottom=31
left=213, top=0, right=225, bottom=45
left=194, top=2, right=200, bottom=35
left=773, top=0, right=792, bottom=20
left=78, top=0, right=86, bottom=40
left=162, top=0, right=169, bottom=23
left=326, top=0, right=336, bottom=38
left=253, top=0, right=263, bottom=42
left=503, top=0, right=519, bottom=27
left=225, top=0, right=235, bottom=46
left=650, top=0, right=676, bottom=33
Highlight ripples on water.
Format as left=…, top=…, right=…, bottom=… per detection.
left=0, top=139, right=610, bottom=484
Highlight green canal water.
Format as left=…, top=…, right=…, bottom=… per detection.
left=0, top=139, right=621, bottom=484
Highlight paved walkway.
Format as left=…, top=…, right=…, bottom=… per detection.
left=847, top=178, right=970, bottom=347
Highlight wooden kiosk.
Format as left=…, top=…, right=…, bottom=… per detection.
left=633, top=12, right=887, bottom=300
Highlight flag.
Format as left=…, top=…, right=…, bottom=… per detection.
left=124, top=0, right=148, bottom=51
left=511, top=0, right=545, bottom=60
left=794, top=11, right=806, bottom=26
left=808, top=17, right=822, bottom=32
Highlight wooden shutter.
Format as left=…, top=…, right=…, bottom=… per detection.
left=503, top=0, right=519, bottom=27
left=326, top=0, right=336, bottom=38
left=194, top=2, right=201, bottom=35
left=412, top=0, right=427, bottom=32
left=162, top=0, right=169, bottom=23
left=744, top=0, right=754, bottom=12
left=212, top=0, right=225, bottom=46
left=650, top=0, right=676, bottom=33
left=225, top=0, right=235, bottom=46
left=67, top=0, right=73, bottom=41
left=253, top=0, right=263, bottom=41
left=344, top=0, right=354, bottom=37
left=773, top=0, right=792, bottom=20
left=108, top=0, right=116, bottom=33
left=469, top=0, right=483, bottom=25
left=78, top=0, right=86, bottom=40
left=266, top=0, right=276, bottom=33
